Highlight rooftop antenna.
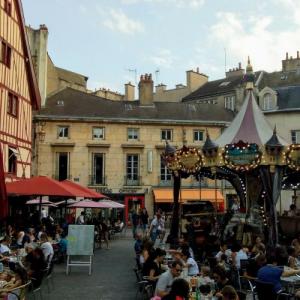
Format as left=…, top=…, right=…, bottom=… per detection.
left=224, top=47, right=227, bottom=74
left=126, top=68, right=137, bottom=84
left=155, top=69, right=160, bottom=84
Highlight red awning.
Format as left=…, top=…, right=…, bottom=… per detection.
left=60, top=180, right=107, bottom=199
left=0, top=146, right=8, bottom=219
left=6, top=176, right=76, bottom=197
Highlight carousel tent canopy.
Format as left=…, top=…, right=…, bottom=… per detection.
left=215, top=90, right=288, bottom=147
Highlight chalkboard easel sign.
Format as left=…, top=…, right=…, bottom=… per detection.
left=66, top=225, right=94, bottom=275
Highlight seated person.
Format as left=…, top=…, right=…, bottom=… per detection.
left=146, top=248, right=166, bottom=286
left=198, top=266, right=215, bottom=286
left=288, top=204, right=298, bottom=217
left=287, top=246, right=300, bottom=269
left=251, top=236, right=266, bottom=257
left=40, top=233, right=54, bottom=266
left=257, top=246, right=300, bottom=294
left=155, top=260, right=183, bottom=298
left=199, top=284, right=213, bottom=299
left=23, top=247, right=47, bottom=288
left=215, top=241, right=232, bottom=262
left=231, top=243, right=248, bottom=270
left=216, top=285, right=239, bottom=300
left=181, top=249, right=199, bottom=276
left=213, top=266, right=232, bottom=293
left=161, top=278, right=190, bottom=300
left=244, top=254, right=266, bottom=279
left=0, top=263, right=28, bottom=300
left=0, top=236, right=12, bottom=256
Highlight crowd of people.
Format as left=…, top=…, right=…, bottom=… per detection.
left=133, top=208, right=300, bottom=300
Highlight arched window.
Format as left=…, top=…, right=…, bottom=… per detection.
left=263, top=93, right=274, bottom=110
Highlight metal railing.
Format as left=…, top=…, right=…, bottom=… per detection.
left=124, top=175, right=142, bottom=186
left=89, top=175, right=107, bottom=186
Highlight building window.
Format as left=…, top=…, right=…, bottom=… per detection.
left=8, top=147, right=17, bottom=174
left=161, top=129, right=172, bottom=141
left=57, top=126, right=69, bottom=138
left=7, top=93, right=18, bottom=117
left=0, top=41, right=11, bottom=68
left=92, top=153, right=105, bottom=185
left=263, top=93, right=274, bottom=110
left=160, top=157, right=172, bottom=181
left=126, top=154, right=139, bottom=185
left=127, top=128, right=139, bottom=140
left=291, top=130, right=300, bottom=144
left=4, top=0, right=12, bottom=15
left=194, top=130, right=204, bottom=142
left=224, top=95, right=235, bottom=111
left=55, top=152, right=69, bottom=181
left=92, top=127, right=105, bottom=140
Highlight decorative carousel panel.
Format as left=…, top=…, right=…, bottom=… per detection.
left=175, top=146, right=202, bottom=174
left=286, top=144, right=300, bottom=171
left=223, top=141, right=261, bottom=172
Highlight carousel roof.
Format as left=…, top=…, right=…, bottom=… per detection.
left=215, top=89, right=288, bottom=147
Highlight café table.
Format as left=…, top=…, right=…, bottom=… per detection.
left=281, top=275, right=300, bottom=294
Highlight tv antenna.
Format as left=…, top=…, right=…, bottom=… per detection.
left=126, top=68, right=137, bottom=84
left=155, top=69, right=160, bottom=83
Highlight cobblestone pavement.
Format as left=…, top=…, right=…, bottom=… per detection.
left=32, top=232, right=137, bottom=300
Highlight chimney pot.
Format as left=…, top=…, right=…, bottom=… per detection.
left=238, top=62, right=242, bottom=69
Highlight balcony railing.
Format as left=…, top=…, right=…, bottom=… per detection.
left=158, top=176, right=173, bottom=187
left=52, top=174, right=72, bottom=181
left=89, top=175, right=107, bottom=186
left=124, top=176, right=142, bottom=186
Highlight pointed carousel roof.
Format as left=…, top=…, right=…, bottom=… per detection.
left=216, top=58, right=288, bottom=147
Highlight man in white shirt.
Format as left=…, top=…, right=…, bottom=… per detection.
left=40, top=233, right=54, bottom=265
left=232, top=244, right=248, bottom=270
left=215, top=241, right=232, bottom=262
left=0, top=236, right=11, bottom=255
left=155, top=260, right=183, bottom=297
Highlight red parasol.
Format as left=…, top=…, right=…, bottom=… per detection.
left=60, top=180, right=107, bottom=199
left=68, top=199, right=112, bottom=208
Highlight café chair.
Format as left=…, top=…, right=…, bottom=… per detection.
left=29, top=277, right=43, bottom=300
left=254, top=280, right=292, bottom=300
left=134, top=269, right=153, bottom=300
left=5, top=280, right=31, bottom=300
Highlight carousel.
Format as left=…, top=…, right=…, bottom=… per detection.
left=162, top=58, right=300, bottom=248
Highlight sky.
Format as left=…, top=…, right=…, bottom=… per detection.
left=22, top=0, right=300, bottom=94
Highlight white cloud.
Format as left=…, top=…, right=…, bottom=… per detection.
left=209, top=10, right=300, bottom=72
left=149, top=49, right=177, bottom=68
left=275, top=0, right=300, bottom=25
left=121, top=0, right=205, bottom=8
left=103, top=9, right=144, bottom=35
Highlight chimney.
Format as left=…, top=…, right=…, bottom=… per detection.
left=186, top=69, right=208, bottom=92
left=125, top=82, right=135, bottom=101
left=297, top=51, right=299, bottom=59
left=155, top=84, right=166, bottom=94
left=225, top=63, right=245, bottom=78
left=138, top=73, right=153, bottom=106
left=286, top=52, right=288, bottom=60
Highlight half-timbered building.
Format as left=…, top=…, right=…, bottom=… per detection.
left=0, top=0, right=40, bottom=182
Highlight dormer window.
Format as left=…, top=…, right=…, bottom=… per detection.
left=219, top=81, right=231, bottom=87
left=263, top=93, right=274, bottom=110
left=224, top=95, right=235, bottom=111
left=56, top=100, right=64, bottom=106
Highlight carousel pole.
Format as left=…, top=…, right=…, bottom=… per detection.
left=167, top=173, right=181, bottom=247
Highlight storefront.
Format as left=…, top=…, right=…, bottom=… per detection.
left=152, top=188, right=225, bottom=212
